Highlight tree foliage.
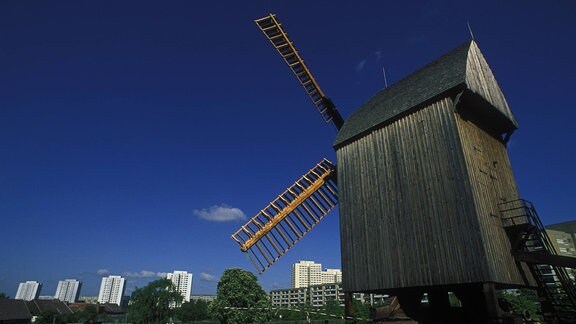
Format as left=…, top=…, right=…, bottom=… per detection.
left=127, top=278, right=183, bottom=324
left=497, top=289, right=542, bottom=321
left=0, top=292, right=7, bottom=299
left=73, top=305, right=99, bottom=323
left=209, top=268, right=271, bottom=323
left=34, top=309, right=67, bottom=324
left=34, top=305, right=99, bottom=324
left=176, top=299, right=210, bottom=322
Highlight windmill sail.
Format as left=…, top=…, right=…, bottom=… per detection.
left=255, top=14, right=344, bottom=130
left=231, top=159, right=338, bottom=273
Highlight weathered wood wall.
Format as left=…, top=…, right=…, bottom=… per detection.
left=337, top=95, right=525, bottom=293
left=454, top=111, right=523, bottom=284
left=465, top=43, right=516, bottom=127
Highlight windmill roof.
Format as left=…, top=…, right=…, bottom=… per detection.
left=334, top=40, right=518, bottom=148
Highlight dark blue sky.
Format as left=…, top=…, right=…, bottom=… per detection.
left=1, top=1, right=575, bottom=297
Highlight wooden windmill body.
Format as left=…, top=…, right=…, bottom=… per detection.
left=334, top=40, right=527, bottom=293
left=232, top=14, right=576, bottom=323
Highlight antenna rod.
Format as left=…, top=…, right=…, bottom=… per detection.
left=382, top=67, right=388, bottom=89
left=467, top=21, right=475, bottom=40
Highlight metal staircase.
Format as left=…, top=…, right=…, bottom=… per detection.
left=499, top=199, right=576, bottom=322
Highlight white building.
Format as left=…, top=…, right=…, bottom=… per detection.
left=292, top=261, right=322, bottom=288
left=270, top=283, right=388, bottom=308
left=321, top=269, right=342, bottom=285
left=15, top=281, right=42, bottom=301
left=167, top=271, right=193, bottom=303
left=97, top=275, right=125, bottom=306
left=291, top=261, right=342, bottom=288
left=190, top=295, right=216, bottom=302
left=55, top=279, right=82, bottom=303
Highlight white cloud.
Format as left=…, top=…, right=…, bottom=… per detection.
left=355, top=59, right=367, bottom=72
left=193, top=204, right=246, bottom=222
left=123, top=270, right=167, bottom=278
left=97, top=269, right=110, bottom=276
left=199, top=272, right=218, bottom=282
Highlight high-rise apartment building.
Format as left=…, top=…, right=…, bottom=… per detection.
left=292, top=261, right=322, bottom=288
left=55, top=279, right=82, bottom=303
left=97, top=275, right=125, bottom=306
left=321, top=268, right=342, bottom=284
left=167, top=271, right=193, bottom=303
left=15, top=281, right=42, bottom=301
left=292, top=261, right=341, bottom=288
left=292, top=261, right=343, bottom=288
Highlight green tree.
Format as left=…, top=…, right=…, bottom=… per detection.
left=351, top=299, right=372, bottom=320
left=209, top=268, right=271, bottom=323
left=176, top=299, right=210, bottom=322
left=323, top=299, right=344, bottom=319
left=72, top=305, right=99, bottom=323
left=497, top=289, right=542, bottom=321
left=34, top=309, right=68, bottom=324
left=0, top=292, right=7, bottom=299
left=276, top=307, right=308, bottom=321
left=127, top=278, right=183, bottom=324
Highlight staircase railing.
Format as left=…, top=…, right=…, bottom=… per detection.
left=499, top=199, right=576, bottom=321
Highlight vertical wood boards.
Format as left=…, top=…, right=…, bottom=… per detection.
left=465, top=42, right=517, bottom=127
left=454, top=112, right=525, bottom=285
left=337, top=96, right=526, bottom=293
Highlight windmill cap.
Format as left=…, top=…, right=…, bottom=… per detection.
left=334, top=40, right=518, bottom=148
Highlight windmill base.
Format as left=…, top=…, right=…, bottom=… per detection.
left=346, top=283, right=525, bottom=323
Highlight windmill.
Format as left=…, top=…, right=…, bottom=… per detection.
left=231, top=14, right=343, bottom=274
left=232, top=14, right=576, bottom=323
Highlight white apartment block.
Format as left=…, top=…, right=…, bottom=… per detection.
left=55, top=279, right=82, bottom=303
left=292, top=261, right=322, bottom=288
left=292, top=261, right=342, bottom=288
left=321, top=269, right=342, bottom=284
left=97, top=275, right=125, bottom=306
left=15, top=281, right=42, bottom=301
left=270, top=283, right=388, bottom=308
left=271, top=287, right=308, bottom=308
left=190, top=295, right=216, bottom=302
left=167, top=271, right=193, bottom=303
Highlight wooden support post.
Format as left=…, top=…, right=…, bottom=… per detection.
left=344, top=292, right=355, bottom=322
left=429, top=289, right=451, bottom=320
left=482, top=283, right=504, bottom=321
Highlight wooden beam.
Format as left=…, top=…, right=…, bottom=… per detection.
left=514, top=251, right=576, bottom=268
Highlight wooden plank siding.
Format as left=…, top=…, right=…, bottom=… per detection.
left=454, top=112, right=526, bottom=285
left=337, top=96, right=526, bottom=293
left=465, top=43, right=517, bottom=128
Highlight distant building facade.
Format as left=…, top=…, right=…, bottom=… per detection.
left=55, top=279, right=82, bottom=303
left=15, top=281, right=42, bottom=301
left=546, top=221, right=576, bottom=281
left=167, top=271, right=193, bottom=305
left=270, top=283, right=387, bottom=308
left=97, top=275, right=125, bottom=306
left=190, top=295, right=216, bottom=302
left=321, top=269, right=342, bottom=285
left=38, top=296, right=54, bottom=300
left=291, top=261, right=342, bottom=288
left=78, top=296, right=99, bottom=304
left=292, top=261, right=322, bottom=288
